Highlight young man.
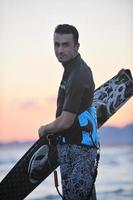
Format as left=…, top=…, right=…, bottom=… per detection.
left=39, top=24, right=99, bottom=200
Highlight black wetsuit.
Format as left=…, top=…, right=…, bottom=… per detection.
left=56, top=54, right=95, bottom=144
left=56, top=54, right=97, bottom=200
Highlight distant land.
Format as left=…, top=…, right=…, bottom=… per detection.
left=0, top=124, right=133, bottom=146
left=99, top=123, right=133, bottom=146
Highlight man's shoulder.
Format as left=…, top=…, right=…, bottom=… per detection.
left=75, top=59, right=92, bottom=81
left=69, top=67, right=91, bottom=89
left=80, top=58, right=92, bottom=72
left=68, top=55, right=94, bottom=85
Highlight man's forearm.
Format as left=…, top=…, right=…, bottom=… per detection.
left=38, top=111, right=76, bottom=138
left=39, top=115, right=69, bottom=138
left=43, top=116, right=67, bottom=134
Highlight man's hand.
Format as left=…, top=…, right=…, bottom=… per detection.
left=38, top=126, right=47, bottom=138
left=38, top=111, right=76, bottom=138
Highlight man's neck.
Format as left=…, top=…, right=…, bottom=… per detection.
left=62, top=53, right=80, bottom=68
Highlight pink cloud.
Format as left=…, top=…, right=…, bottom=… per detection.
left=19, top=96, right=57, bottom=112
left=20, top=100, right=41, bottom=111
left=45, top=96, right=57, bottom=104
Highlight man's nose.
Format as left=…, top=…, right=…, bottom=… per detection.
left=58, top=45, right=64, bottom=53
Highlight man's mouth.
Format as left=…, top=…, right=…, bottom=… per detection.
left=57, top=54, right=66, bottom=60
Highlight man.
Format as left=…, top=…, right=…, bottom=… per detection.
left=39, top=24, right=99, bottom=200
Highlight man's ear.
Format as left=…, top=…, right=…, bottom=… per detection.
left=77, top=43, right=80, bottom=50
left=75, top=43, right=80, bottom=52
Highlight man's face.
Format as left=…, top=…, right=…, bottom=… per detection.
left=54, top=33, right=79, bottom=63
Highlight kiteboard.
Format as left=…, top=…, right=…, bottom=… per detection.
left=0, top=68, right=132, bottom=200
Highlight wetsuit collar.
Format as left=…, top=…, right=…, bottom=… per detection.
left=62, top=54, right=81, bottom=71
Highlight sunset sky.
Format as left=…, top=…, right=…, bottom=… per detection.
left=0, top=0, right=133, bottom=142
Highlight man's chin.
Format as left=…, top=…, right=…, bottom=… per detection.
left=58, top=58, right=67, bottom=63
left=58, top=59, right=63, bottom=63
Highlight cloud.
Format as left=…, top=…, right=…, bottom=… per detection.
left=19, top=96, right=57, bottom=112
left=20, top=100, right=41, bottom=111
left=45, top=96, right=57, bottom=104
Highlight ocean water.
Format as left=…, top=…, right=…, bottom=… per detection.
left=0, top=143, right=133, bottom=200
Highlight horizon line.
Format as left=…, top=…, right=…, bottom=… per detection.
left=0, top=123, right=132, bottom=144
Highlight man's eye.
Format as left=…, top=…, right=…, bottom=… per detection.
left=55, top=43, right=59, bottom=47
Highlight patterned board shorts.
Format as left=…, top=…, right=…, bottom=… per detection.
left=57, top=144, right=97, bottom=200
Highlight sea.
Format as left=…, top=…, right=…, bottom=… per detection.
left=0, top=143, right=133, bottom=200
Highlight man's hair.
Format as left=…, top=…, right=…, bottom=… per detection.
left=54, top=24, right=79, bottom=44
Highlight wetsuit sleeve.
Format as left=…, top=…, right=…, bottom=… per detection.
left=63, top=76, right=87, bottom=114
